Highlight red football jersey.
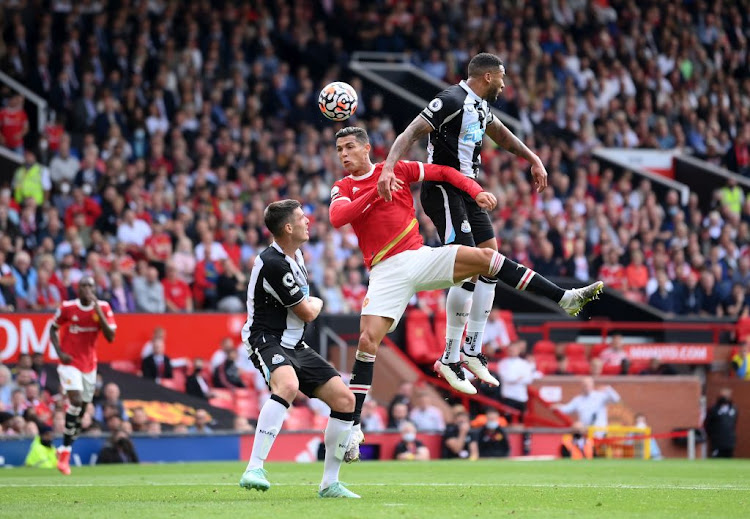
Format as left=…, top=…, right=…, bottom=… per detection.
left=162, top=278, right=191, bottom=310
left=0, top=107, right=28, bottom=148
left=330, top=161, right=482, bottom=269
left=52, top=299, right=116, bottom=372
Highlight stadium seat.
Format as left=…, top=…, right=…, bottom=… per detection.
left=628, top=360, right=650, bottom=375
left=234, top=397, right=259, bottom=419
left=533, top=340, right=556, bottom=357
left=160, top=377, right=185, bottom=392
left=601, top=364, right=623, bottom=375
left=284, top=406, right=314, bottom=431
left=535, top=355, right=558, bottom=375
left=590, top=343, right=609, bottom=359
left=211, top=388, right=234, bottom=401
left=433, top=309, right=447, bottom=348
left=208, top=397, right=235, bottom=411
left=569, top=359, right=591, bottom=375
left=564, top=342, right=587, bottom=360
left=110, top=360, right=139, bottom=374
left=498, top=311, right=519, bottom=343
left=405, top=308, right=442, bottom=364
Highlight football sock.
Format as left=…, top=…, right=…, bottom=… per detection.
left=491, top=253, right=565, bottom=302
left=442, top=282, right=473, bottom=364
left=463, top=276, right=497, bottom=357
left=321, top=410, right=354, bottom=490
left=63, top=405, right=82, bottom=447
left=350, top=350, right=375, bottom=426
left=247, top=394, right=289, bottom=470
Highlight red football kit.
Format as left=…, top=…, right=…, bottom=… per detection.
left=329, top=161, right=483, bottom=269
left=52, top=299, right=116, bottom=372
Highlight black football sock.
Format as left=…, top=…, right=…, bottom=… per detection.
left=349, top=350, right=376, bottom=426
left=63, top=405, right=82, bottom=447
left=494, top=255, right=565, bottom=302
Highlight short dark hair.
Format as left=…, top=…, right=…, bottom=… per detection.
left=468, top=53, right=504, bottom=77
left=335, top=126, right=369, bottom=145
left=264, top=199, right=302, bottom=236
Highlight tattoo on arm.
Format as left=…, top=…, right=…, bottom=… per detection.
left=384, top=116, right=433, bottom=168
left=487, top=119, right=535, bottom=162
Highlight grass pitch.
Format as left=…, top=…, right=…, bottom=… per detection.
left=1, top=459, right=748, bottom=518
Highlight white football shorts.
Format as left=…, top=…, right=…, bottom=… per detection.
left=361, top=245, right=460, bottom=332
left=57, top=364, right=98, bottom=402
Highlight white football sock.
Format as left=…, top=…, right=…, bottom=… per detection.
left=247, top=396, right=288, bottom=470
left=463, top=278, right=497, bottom=356
left=320, top=416, right=354, bottom=490
left=442, top=284, right=473, bottom=364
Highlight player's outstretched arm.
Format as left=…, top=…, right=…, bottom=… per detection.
left=420, top=163, right=496, bottom=210
left=291, top=296, right=324, bottom=323
left=379, top=115, right=433, bottom=201
left=485, top=118, right=548, bottom=193
left=329, top=186, right=381, bottom=228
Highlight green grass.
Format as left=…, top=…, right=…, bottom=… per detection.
left=1, top=459, right=748, bottom=518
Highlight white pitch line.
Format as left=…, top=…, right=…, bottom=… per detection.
left=1, top=482, right=748, bottom=491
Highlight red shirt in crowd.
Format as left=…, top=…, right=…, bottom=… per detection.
left=599, top=263, right=627, bottom=290
left=0, top=106, right=28, bottom=148
left=162, top=277, right=191, bottom=311
left=342, top=283, right=368, bottom=313
left=64, top=197, right=102, bottom=228
left=145, top=232, right=172, bottom=262
left=52, top=299, right=117, bottom=372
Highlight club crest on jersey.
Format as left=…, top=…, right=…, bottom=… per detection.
left=282, top=273, right=295, bottom=287
left=461, top=220, right=472, bottom=233
left=272, top=354, right=285, bottom=365
left=362, top=297, right=369, bottom=308
left=428, top=98, right=443, bottom=112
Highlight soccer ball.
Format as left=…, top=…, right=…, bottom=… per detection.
left=318, top=81, right=358, bottom=121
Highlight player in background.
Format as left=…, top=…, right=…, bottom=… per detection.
left=50, top=276, right=116, bottom=475
left=239, top=200, right=358, bottom=498
left=328, top=126, right=602, bottom=462
left=377, top=53, right=586, bottom=391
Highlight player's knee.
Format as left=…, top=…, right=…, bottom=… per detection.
left=336, top=390, right=355, bottom=413
left=357, top=329, right=380, bottom=354
left=68, top=393, right=83, bottom=407
left=272, top=374, right=299, bottom=402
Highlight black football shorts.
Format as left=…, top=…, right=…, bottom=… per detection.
left=421, top=180, right=495, bottom=247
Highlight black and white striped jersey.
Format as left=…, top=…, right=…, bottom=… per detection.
left=241, top=242, right=310, bottom=349
left=419, top=80, right=495, bottom=179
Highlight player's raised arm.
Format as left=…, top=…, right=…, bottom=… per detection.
left=328, top=184, right=381, bottom=228
left=402, top=161, right=497, bottom=211
left=485, top=118, right=548, bottom=193
left=379, top=115, right=434, bottom=201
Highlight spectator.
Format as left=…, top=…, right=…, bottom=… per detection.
left=34, top=268, right=61, bottom=311
left=360, top=398, right=386, bottom=432
left=731, top=342, right=750, bottom=380
left=31, top=353, right=58, bottom=396
left=94, top=383, right=128, bottom=424
left=704, top=389, right=738, bottom=458
left=162, top=261, right=193, bottom=312
left=209, top=337, right=236, bottom=371
left=233, top=416, right=254, bottom=434
left=388, top=401, right=410, bottom=430
left=116, top=209, right=152, bottom=250
left=474, top=408, right=510, bottom=458
left=185, top=358, right=213, bottom=400
left=497, top=342, right=535, bottom=420
left=97, top=428, right=139, bottom=464
left=318, top=267, right=348, bottom=314
left=649, top=270, right=678, bottom=314
left=442, top=408, right=478, bottom=460
left=0, top=94, right=29, bottom=152
left=633, top=413, right=662, bottom=460
left=24, top=424, right=57, bottom=468
left=554, top=377, right=621, bottom=429
left=144, top=217, right=172, bottom=276
left=107, top=271, right=136, bottom=313
left=49, top=134, right=80, bottom=185
left=212, top=347, right=244, bottom=389
left=133, top=266, right=166, bottom=313
left=129, top=407, right=149, bottom=433
left=0, top=365, right=13, bottom=409
left=171, top=237, right=197, bottom=284
left=393, top=421, right=430, bottom=461
left=11, top=250, right=37, bottom=310
left=141, top=335, right=173, bottom=381
left=639, top=357, right=677, bottom=376
left=599, top=334, right=629, bottom=374
left=722, top=283, right=750, bottom=319
left=408, top=391, right=445, bottom=432
left=189, top=409, right=214, bottom=434
left=341, top=269, right=367, bottom=313
left=13, top=147, right=49, bottom=207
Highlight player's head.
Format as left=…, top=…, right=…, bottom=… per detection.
left=264, top=199, right=309, bottom=244
left=78, top=275, right=96, bottom=304
left=335, top=126, right=372, bottom=175
left=467, top=53, right=505, bottom=102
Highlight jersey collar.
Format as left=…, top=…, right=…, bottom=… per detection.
left=75, top=298, right=94, bottom=311
left=348, top=164, right=376, bottom=181
left=459, top=80, right=483, bottom=103
left=271, top=241, right=299, bottom=259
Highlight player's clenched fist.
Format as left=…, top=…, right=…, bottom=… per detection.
left=474, top=192, right=497, bottom=211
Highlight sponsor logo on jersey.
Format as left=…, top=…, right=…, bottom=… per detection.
left=428, top=98, right=443, bottom=112
left=461, top=220, right=471, bottom=233
left=289, top=286, right=300, bottom=296
left=463, top=121, right=484, bottom=143
left=352, top=187, right=359, bottom=193
left=272, top=354, right=286, bottom=365
left=282, top=273, right=295, bottom=287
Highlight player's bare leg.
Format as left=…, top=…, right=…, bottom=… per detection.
left=345, top=315, right=392, bottom=463
left=453, top=247, right=604, bottom=316
left=58, top=389, right=85, bottom=475
left=240, top=366, right=298, bottom=492
left=314, top=377, right=359, bottom=498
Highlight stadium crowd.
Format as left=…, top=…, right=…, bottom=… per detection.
left=0, top=1, right=749, bottom=320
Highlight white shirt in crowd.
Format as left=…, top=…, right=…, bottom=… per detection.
left=49, top=155, right=80, bottom=184
left=194, top=241, right=229, bottom=262
left=117, top=218, right=152, bottom=247
left=558, top=387, right=621, bottom=428
left=409, top=405, right=445, bottom=432
left=498, top=357, right=536, bottom=403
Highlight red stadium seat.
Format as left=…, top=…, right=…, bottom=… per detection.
left=405, top=308, right=443, bottom=364
left=535, top=355, right=559, bottom=375
left=533, top=340, right=556, bottom=357
left=564, top=342, right=587, bottom=360
left=628, top=360, right=650, bottom=375
left=234, top=397, right=259, bottom=419
left=590, top=343, right=609, bottom=359
left=601, top=364, right=623, bottom=375
left=110, top=360, right=139, bottom=374
left=569, top=358, right=591, bottom=375
left=498, top=311, right=519, bottom=343
left=284, top=406, right=314, bottom=431
left=209, top=397, right=235, bottom=411
left=211, top=388, right=234, bottom=401
left=160, top=377, right=185, bottom=392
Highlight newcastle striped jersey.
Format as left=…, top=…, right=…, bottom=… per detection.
left=241, top=242, right=310, bottom=349
left=419, top=80, right=495, bottom=179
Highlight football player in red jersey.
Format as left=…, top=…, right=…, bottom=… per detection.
left=50, top=275, right=116, bottom=475
left=329, top=126, right=603, bottom=462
